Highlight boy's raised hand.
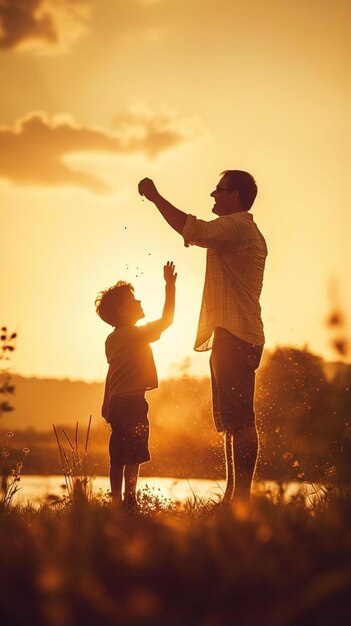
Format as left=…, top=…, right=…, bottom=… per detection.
left=164, top=261, right=177, bottom=285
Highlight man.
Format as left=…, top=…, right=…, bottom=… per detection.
left=138, top=171, right=267, bottom=503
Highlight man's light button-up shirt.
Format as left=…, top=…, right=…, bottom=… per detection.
left=183, top=211, right=267, bottom=351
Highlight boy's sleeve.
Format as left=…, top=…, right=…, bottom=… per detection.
left=183, top=214, right=243, bottom=249
left=135, top=320, right=164, bottom=344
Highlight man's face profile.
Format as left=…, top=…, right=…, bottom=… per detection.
left=211, top=175, right=238, bottom=216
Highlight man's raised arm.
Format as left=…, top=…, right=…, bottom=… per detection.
left=138, top=178, right=187, bottom=235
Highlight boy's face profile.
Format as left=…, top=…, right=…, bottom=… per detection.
left=118, top=289, right=144, bottom=325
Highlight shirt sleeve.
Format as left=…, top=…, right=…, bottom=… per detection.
left=182, top=214, right=245, bottom=250
left=134, top=320, right=164, bottom=344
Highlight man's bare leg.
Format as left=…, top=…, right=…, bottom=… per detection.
left=110, top=464, right=124, bottom=505
left=223, top=432, right=234, bottom=502
left=124, top=463, right=140, bottom=505
left=233, top=425, right=258, bottom=502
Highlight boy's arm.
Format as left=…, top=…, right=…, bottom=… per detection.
left=138, top=178, right=187, bottom=235
left=136, top=262, right=177, bottom=343
left=102, top=366, right=111, bottom=421
left=160, top=261, right=177, bottom=330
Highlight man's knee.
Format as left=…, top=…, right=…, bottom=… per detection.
left=234, top=423, right=257, bottom=441
left=225, top=418, right=256, bottom=436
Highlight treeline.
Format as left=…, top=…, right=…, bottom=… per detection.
left=256, top=347, right=351, bottom=481
left=1, top=347, right=350, bottom=481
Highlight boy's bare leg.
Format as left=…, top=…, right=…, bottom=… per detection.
left=110, top=464, right=124, bottom=505
left=233, top=425, right=258, bottom=502
left=124, top=463, right=140, bottom=502
left=223, top=432, right=234, bottom=502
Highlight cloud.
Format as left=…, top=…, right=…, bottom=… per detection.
left=113, top=105, right=201, bottom=159
left=0, top=0, right=90, bottom=53
left=0, top=109, right=201, bottom=193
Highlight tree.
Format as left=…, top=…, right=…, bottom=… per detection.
left=256, top=347, right=333, bottom=479
left=0, top=327, right=16, bottom=418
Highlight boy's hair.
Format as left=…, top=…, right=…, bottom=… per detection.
left=95, top=281, right=134, bottom=326
left=221, top=170, right=257, bottom=210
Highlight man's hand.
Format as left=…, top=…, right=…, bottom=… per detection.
left=164, top=261, right=177, bottom=285
left=138, top=178, right=187, bottom=235
left=138, top=178, right=160, bottom=203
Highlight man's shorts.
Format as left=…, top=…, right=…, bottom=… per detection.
left=209, top=328, right=263, bottom=434
left=108, top=394, right=151, bottom=466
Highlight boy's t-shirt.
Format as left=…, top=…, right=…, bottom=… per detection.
left=105, top=321, right=163, bottom=397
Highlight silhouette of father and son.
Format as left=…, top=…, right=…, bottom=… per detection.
left=95, top=170, right=267, bottom=511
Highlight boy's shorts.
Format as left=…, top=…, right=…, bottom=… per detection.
left=108, top=394, right=151, bottom=466
left=210, top=328, right=263, bottom=434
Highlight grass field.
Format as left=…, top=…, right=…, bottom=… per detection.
left=1, top=486, right=350, bottom=626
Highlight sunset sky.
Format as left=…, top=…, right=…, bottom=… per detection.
left=0, top=0, right=350, bottom=382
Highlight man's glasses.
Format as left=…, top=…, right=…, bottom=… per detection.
left=214, top=185, right=230, bottom=193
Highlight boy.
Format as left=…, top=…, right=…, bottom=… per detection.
left=95, top=261, right=177, bottom=509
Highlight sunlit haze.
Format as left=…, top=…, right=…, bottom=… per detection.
left=1, top=0, right=350, bottom=381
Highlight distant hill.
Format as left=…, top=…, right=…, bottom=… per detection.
left=1, top=358, right=350, bottom=432
left=1, top=375, right=105, bottom=431
left=1, top=374, right=214, bottom=435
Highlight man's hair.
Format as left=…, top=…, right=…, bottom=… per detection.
left=95, top=281, right=134, bottom=326
left=221, top=170, right=257, bottom=210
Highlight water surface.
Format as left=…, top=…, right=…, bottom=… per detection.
left=13, top=475, right=312, bottom=507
